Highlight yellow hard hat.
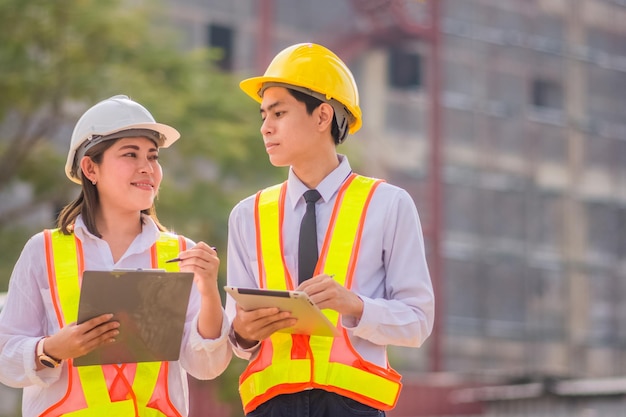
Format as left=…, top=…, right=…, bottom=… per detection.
left=240, top=43, right=362, bottom=136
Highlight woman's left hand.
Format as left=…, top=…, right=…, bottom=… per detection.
left=175, top=242, right=219, bottom=296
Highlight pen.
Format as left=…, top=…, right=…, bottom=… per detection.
left=165, top=247, right=217, bottom=263
left=165, top=258, right=182, bottom=263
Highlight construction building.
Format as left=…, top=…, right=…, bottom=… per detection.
left=162, top=0, right=626, bottom=415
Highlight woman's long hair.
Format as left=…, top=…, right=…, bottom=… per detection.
left=56, top=138, right=167, bottom=237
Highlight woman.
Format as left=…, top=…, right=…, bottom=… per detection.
left=0, top=95, right=231, bottom=416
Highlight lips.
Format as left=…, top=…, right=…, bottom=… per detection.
left=131, top=182, right=154, bottom=190
left=265, top=142, right=278, bottom=152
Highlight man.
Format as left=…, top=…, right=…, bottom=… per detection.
left=225, top=42, right=434, bottom=417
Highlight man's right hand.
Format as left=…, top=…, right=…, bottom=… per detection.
left=232, top=304, right=296, bottom=348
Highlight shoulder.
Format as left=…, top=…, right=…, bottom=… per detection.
left=355, top=176, right=414, bottom=204
left=230, top=193, right=256, bottom=216
left=229, top=183, right=283, bottom=220
left=22, top=230, right=47, bottom=252
left=360, top=178, right=419, bottom=219
left=12, top=231, right=49, bottom=274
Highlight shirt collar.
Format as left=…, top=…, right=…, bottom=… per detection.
left=73, top=213, right=162, bottom=254
left=286, top=154, right=353, bottom=209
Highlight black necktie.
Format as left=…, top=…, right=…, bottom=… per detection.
left=298, top=189, right=321, bottom=283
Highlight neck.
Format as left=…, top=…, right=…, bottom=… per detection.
left=292, top=151, right=340, bottom=189
left=95, top=208, right=143, bottom=239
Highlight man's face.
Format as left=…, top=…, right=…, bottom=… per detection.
left=258, top=86, right=321, bottom=168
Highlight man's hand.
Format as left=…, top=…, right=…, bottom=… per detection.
left=232, top=305, right=296, bottom=348
left=297, top=274, right=364, bottom=320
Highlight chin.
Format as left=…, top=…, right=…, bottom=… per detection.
left=268, top=156, right=289, bottom=168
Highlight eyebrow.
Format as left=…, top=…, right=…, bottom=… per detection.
left=260, top=100, right=283, bottom=114
left=117, top=144, right=158, bottom=152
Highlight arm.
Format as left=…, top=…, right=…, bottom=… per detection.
left=178, top=239, right=231, bottom=380
left=354, top=187, right=435, bottom=347
left=225, top=200, right=295, bottom=359
left=0, top=234, right=61, bottom=387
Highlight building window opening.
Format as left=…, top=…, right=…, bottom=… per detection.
left=207, top=24, right=233, bottom=71
left=388, top=48, right=422, bottom=89
left=531, top=79, right=562, bottom=110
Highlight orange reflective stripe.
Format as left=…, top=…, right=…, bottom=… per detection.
left=255, top=183, right=290, bottom=290
left=328, top=175, right=382, bottom=289
left=41, top=229, right=184, bottom=417
left=242, top=175, right=401, bottom=413
left=313, top=175, right=383, bottom=380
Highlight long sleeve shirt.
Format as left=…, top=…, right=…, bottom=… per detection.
left=225, top=155, right=435, bottom=368
left=0, top=215, right=232, bottom=417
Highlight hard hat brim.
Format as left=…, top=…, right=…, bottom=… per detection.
left=64, top=122, right=180, bottom=184
left=239, top=76, right=362, bottom=134
left=240, top=76, right=277, bottom=103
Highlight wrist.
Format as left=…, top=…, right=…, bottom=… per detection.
left=36, top=337, right=62, bottom=368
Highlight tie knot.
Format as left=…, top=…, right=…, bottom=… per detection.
left=303, top=189, right=321, bottom=204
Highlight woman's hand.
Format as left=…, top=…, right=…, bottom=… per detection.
left=43, top=314, right=120, bottom=362
left=175, top=242, right=220, bottom=296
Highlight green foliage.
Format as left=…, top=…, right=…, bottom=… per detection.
left=0, top=0, right=282, bottom=262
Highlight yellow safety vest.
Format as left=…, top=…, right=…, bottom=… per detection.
left=240, top=173, right=402, bottom=414
left=41, top=228, right=186, bottom=417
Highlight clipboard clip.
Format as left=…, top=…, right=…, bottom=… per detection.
left=113, top=268, right=167, bottom=272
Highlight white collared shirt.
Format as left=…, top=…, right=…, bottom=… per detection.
left=225, top=155, right=435, bottom=366
left=0, top=215, right=231, bottom=417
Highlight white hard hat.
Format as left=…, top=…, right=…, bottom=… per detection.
left=65, top=95, right=180, bottom=184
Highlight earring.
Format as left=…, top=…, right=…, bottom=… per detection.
left=91, top=179, right=97, bottom=185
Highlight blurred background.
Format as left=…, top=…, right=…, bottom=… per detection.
left=1, top=0, right=626, bottom=416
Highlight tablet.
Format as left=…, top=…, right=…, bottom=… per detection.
left=74, top=269, right=194, bottom=366
left=224, top=286, right=339, bottom=337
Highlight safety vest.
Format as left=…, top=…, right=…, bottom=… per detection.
left=41, top=228, right=186, bottom=417
left=239, top=173, right=402, bottom=414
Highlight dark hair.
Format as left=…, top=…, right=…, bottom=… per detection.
left=287, top=89, right=341, bottom=144
left=56, top=138, right=167, bottom=237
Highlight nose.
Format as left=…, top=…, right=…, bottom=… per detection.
left=260, top=117, right=272, bottom=136
left=138, top=157, right=154, bottom=174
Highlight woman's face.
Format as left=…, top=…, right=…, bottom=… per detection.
left=90, top=136, right=162, bottom=214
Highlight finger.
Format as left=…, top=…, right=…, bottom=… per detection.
left=180, top=247, right=219, bottom=270
left=84, top=320, right=120, bottom=345
left=79, top=313, right=115, bottom=332
left=237, top=304, right=280, bottom=315
left=190, top=242, right=218, bottom=258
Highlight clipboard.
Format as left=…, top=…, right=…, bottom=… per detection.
left=74, top=269, right=194, bottom=366
left=224, top=286, right=339, bottom=337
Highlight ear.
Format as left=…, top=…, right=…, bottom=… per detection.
left=316, top=103, right=334, bottom=133
left=79, top=156, right=98, bottom=184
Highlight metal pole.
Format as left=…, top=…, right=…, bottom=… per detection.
left=257, top=0, right=273, bottom=74
left=427, top=0, right=443, bottom=373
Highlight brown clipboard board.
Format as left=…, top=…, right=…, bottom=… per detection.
left=224, top=286, right=339, bottom=337
left=74, top=269, right=194, bottom=366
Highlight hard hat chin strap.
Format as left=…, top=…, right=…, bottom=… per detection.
left=260, top=82, right=352, bottom=143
